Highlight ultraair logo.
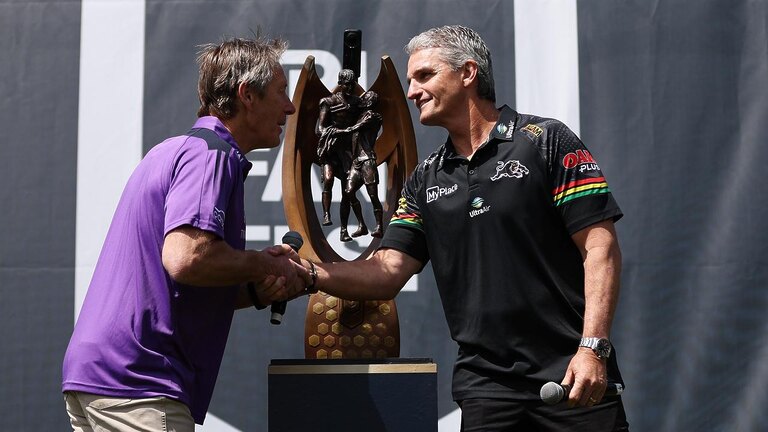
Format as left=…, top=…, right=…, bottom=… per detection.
left=504, top=120, right=515, bottom=138
left=495, top=120, right=516, bottom=139
left=469, top=197, right=491, bottom=218
left=426, top=183, right=459, bottom=203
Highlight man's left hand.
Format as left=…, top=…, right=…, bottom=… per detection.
left=561, top=347, right=608, bottom=408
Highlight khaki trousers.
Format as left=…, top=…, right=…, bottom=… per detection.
left=64, top=391, right=194, bottom=432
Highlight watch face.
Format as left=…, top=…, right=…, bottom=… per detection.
left=596, top=338, right=611, bottom=357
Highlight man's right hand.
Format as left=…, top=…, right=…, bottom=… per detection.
left=259, top=245, right=311, bottom=300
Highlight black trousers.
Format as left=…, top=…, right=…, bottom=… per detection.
left=458, top=397, right=629, bottom=432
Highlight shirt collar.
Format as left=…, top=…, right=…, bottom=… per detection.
left=489, top=105, right=519, bottom=142
left=193, top=116, right=253, bottom=176
left=436, top=105, right=519, bottom=170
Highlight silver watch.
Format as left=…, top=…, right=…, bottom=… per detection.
left=579, top=337, right=612, bottom=359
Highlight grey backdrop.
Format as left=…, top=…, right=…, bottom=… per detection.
left=2, top=0, right=767, bottom=431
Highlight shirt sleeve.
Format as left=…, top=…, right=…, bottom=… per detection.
left=546, top=121, right=623, bottom=234
left=379, top=167, right=430, bottom=265
left=164, top=138, right=236, bottom=238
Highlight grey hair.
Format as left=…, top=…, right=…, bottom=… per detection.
left=405, top=25, right=495, bottom=102
left=196, top=35, right=288, bottom=119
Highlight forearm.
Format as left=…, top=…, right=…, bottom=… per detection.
left=314, top=249, right=419, bottom=300
left=163, top=228, right=271, bottom=287
left=577, top=224, right=622, bottom=338
left=582, top=246, right=621, bottom=337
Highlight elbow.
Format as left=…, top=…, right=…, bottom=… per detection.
left=162, top=249, right=201, bottom=285
left=609, top=242, right=623, bottom=271
left=374, top=270, right=409, bottom=300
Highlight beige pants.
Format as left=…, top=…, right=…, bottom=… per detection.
left=64, top=391, right=194, bottom=432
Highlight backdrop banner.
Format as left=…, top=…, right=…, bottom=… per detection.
left=1, top=1, right=767, bottom=431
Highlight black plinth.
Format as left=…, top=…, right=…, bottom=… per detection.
left=268, top=358, right=437, bottom=432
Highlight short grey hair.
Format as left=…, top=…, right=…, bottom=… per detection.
left=405, top=25, right=495, bottom=102
left=196, top=35, right=288, bottom=119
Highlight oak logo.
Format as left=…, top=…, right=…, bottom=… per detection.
left=562, top=149, right=596, bottom=169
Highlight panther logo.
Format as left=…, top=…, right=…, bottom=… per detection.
left=490, top=160, right=529, bottom=182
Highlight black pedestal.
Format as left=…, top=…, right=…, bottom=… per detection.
left=268, top=358, right=437, bottom=432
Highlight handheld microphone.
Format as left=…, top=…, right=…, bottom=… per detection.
left=270, top=231, right=304, bottom=325
left=540, top=381, right=624, bottom=405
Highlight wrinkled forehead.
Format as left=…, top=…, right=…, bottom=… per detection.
left=406, top=48, right=447, bottom=78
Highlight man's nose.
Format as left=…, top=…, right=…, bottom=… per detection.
left=285, top=99, right=296, bottom=115
left=406, top=82, right=419, bottom=100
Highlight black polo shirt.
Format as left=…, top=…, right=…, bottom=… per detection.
left=380, top=105, right=623, bottom=401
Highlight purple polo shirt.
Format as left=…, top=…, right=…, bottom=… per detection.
left=62, top=117, right=252, bottom=424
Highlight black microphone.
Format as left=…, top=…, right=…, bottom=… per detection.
left=540, top=381, right=624, bottom=405
left=270, top=231, right=304, bottom=325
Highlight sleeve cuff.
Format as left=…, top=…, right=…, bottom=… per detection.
left=379, top=224, right=430, bottom=267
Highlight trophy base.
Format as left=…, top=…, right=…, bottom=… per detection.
left=268, top=358, right=437, bottom=432
left=304, top=292, right=400, bottom=359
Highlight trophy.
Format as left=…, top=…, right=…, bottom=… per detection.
left=282, top=30, right=418, bottom=359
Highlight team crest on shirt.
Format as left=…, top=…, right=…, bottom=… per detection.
left=213, top=207, right=226, bottom=227
left=490, top=160, right=530, bottom=182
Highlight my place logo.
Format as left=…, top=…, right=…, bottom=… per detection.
left=426, top=183, right=459, bottom=203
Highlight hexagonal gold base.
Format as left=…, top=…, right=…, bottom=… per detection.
left=304, top=292, right=399, bottom=359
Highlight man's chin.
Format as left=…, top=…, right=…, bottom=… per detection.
left=419, top=113, right=438, bottom=126
left=253, top=138, right=281, bottom=150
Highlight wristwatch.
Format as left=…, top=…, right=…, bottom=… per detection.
left=579, top=337, right=612, bottom=359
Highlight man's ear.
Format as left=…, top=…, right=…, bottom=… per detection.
left=461, top=60, right=479, bottom=89
left=237, top=82, right=254, bottom=109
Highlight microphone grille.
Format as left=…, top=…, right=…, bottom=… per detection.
left=282, top=231, right=304, bottom=250
left=540, top=382, right=564, bottom=405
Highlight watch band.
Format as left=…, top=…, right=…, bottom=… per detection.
left=579, top=337, right=612, bottom=359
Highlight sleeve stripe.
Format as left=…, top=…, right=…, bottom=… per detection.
left=389, top=216, right=424, bottom=231
left=553, top=181, right=609, bottom=201
left=554, top=186, right=611, bottom=207
left=551, top=176, right=606, bottom=195
left=553, top=182, right=609, bottom=202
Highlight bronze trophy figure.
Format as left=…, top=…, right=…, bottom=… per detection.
left=315, top=70, right=384, bottom=241
left=342, top=90, right=384, bottom=239
left=282, top=30, right=417, bottom=359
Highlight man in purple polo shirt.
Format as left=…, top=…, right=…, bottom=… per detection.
left=62, top=36, right=310, bottom=431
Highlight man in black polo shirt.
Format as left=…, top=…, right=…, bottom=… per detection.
left=302, top=25, right=629, bottom=431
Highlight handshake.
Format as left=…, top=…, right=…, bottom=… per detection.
left=250, top=232, right=318, bottom=324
